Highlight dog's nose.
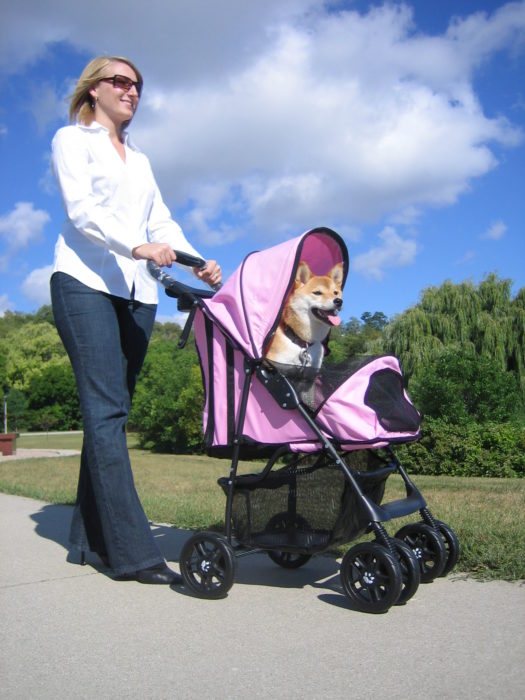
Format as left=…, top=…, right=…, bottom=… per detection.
left=334, top=297, right=342, bottom=309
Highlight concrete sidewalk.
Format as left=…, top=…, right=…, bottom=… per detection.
left=1, top=492, right=524, bottom=699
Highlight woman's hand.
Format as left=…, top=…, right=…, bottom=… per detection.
left=194, top=260, right=222, bottom=287
left=132, top=243, right=177, bottom=266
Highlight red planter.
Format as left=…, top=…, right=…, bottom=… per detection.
left=0, top=433, right=17, bottom=456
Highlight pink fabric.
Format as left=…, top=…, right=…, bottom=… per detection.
left=194, top=228, right=419, bottom=451
left=202, top=228, right=346, bottom=358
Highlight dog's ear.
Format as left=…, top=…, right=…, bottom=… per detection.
left=295, top=261, right=312, bottom=287
left=330, top=263, right=344, bottom=287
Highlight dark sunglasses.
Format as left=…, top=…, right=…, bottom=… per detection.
left=99, top=74, right=143, bottom=97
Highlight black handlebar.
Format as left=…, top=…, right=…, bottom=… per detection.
left=146, top=250, right=220, bottom=308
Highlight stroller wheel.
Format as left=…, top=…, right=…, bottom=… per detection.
left=267, top=550, right=312, bottom=569
left=394, top=523, right=447, bottom=582
left=389, top=538, right=421, bottom=605
left=264, top=512, right=312, bottom=568
left=434, top=521, right=460, bottom=577
left=340, top=542, right=402, bottom=614
left=180, top=532, right=237, bottom=599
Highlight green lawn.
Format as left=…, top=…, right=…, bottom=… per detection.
left=1, top=432, right=524, bottom=580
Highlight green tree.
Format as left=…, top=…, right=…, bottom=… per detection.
left=26, top=363, right=81, bottom=430
left=6, top=389, right=28, bottom=432
left=384, top=274, right=525, bottom=399
left=410, top=347, right=522, bottom=424
left=130, top=338, right=202, bottom=452
left=4, top=321, right=68, bottom=391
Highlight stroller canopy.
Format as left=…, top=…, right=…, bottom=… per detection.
left=203, top=227, right=349, bottom=359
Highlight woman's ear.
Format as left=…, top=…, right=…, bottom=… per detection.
left=89, top=86, right=98, bottom=106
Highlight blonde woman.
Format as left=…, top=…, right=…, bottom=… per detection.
left=50, top=56, right=221, bottom=584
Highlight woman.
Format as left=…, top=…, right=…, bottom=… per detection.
left=50, top=56, right=221, bottom=585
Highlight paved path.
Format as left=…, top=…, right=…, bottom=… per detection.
left=1, top=492, right=524, bottom=699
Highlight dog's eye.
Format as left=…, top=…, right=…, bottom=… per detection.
left=313, top=290, right=322, bottom=296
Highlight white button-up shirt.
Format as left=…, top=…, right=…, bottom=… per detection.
left=51, top=121, right=201, bottom=303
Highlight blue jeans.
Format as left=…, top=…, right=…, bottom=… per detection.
left=51, top=272, right=162, bottom=576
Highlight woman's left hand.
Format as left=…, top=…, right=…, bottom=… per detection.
left=194, top=260, right=222, bottom=287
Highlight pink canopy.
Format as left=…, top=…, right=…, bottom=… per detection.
left=202, top=227, right=348, bottom=359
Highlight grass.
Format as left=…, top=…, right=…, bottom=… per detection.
left=2, top=433, right=524, bottom=581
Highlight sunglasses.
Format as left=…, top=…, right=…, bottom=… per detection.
left=99, top=74, right=143, bottom=97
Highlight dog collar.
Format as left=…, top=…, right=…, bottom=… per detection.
left=282, top=323, right=314, bottom=349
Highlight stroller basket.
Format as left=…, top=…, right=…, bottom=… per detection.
left=218, top=451, right=395, bottom=553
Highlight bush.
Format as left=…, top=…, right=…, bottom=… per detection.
left=396, top=418, right=525, bottom=478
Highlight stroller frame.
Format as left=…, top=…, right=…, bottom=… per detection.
left=149, top=238, right=459, bottom=613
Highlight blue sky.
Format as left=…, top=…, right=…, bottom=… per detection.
left=0, top=0, right=524, bottom=325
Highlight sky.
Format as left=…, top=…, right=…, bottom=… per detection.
left=0, top=0, right=524, bottom=325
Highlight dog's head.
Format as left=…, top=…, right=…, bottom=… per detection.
left=283, top=261, right=343, bottom=341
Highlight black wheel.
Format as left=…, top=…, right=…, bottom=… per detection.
left=389, top=538, right=421, bottom=605
left=180, top=532, right=237, bottom=599
left=340, top=542, right=402, bottom=614
left=395, top=522, right=447, bottom=582
left=265, top=512, right=312, bottom=569
left=267, top=550, right=312, bottom=569
left=434, top=521, right=460, bottom=576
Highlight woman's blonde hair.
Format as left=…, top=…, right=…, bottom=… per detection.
left=68, top=55, right=143, bottom=125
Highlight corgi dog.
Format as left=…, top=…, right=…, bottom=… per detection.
left=265, top=261, right=343, bottom=369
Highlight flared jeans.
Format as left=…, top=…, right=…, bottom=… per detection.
left=51, top=272, right=163, bottom=575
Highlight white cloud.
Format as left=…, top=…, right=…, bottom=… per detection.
left=0, top=294, right=15, bottom=317
left=351, top=226, right=419, bottom=280
left=454, top=250, right=476, bottom=265
left=0, top=202, right=50, bottom=253
left=1, top=0, right=524, bottom=247
left=155, top=311, right=189, bottom=327
left=481, top=220, right=507, bottom=240
left=21, top=265, right=53, bottom=306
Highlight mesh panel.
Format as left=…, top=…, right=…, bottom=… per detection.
left=219, top=451, right=391, bottom=552
left=364, top=369, right=421, bottom=432
left=266, top=356, right=376, bottom=411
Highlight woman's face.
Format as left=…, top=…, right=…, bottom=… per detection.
left=90, top=61, right=141, bottom=128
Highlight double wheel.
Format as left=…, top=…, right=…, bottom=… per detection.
left=394, top=521, right=459, bottom=582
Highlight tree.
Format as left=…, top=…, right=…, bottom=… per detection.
left=130, top=338, right=203, bottom=452
left=6, top=389, right=28, bottom=432
left=410, top=347, right=522, bottom=424
left=3, top=321, right=68, bottom=391
left=384, top=274, right=525, bottom=400
left=26, top=363, right=81, bottom=430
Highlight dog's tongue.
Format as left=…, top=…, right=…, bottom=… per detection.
left=328, top=314, right=341, bottom=327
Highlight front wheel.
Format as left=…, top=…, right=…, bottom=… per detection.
left=389, top=538, right=421, bottom=605
left=180, top=532, right=237, bottom=599
left=340, top=542, right=402, bottom=614
left=434, top=521, right=460, bottom=576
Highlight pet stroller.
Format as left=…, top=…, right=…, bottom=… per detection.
left=149, top=227, right=459, bottom=613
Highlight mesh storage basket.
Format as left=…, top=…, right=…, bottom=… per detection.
left=219, top=451, right=394, bottom=553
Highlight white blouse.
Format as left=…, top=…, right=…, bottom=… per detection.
left=51, top=121, right=201, bottom=303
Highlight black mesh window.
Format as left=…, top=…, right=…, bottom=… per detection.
left=364, top=369, right=420, bottom=432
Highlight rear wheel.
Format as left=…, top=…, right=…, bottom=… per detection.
left=434, top=521, right=460, bottom=576
left=340, top=542, right=402, bottom=614
left=265, top=512, right=312, bottom=569
left=180, top=532, right=237, bottom=599
left=394, top=522, right=447, bottom=582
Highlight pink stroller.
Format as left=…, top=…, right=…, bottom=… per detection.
left=149, top=228, right=459, bottom=613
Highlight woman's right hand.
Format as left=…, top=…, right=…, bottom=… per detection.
left=132, top=243, right=177, bottom=267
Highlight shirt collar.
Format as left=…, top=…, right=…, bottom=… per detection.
left=76, top=120, right=138, bottom=150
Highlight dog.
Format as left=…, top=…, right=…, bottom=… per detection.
left=265, top=261, right=343, bottom=371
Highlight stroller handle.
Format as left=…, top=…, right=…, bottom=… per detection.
left=147, top=249, right=221, bottom=299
